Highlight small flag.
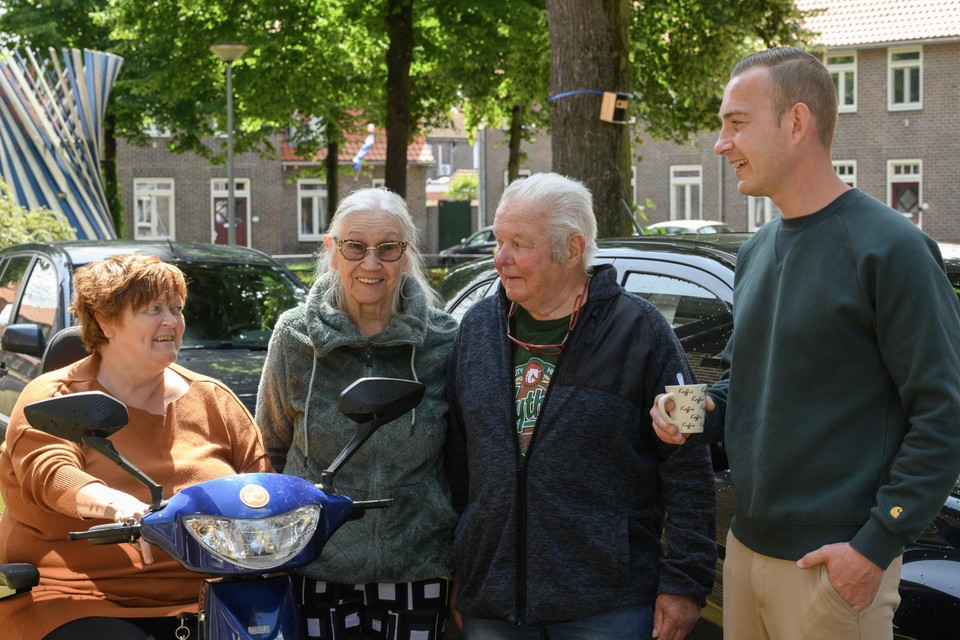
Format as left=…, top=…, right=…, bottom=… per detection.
left=353, top=124, right=376, bottom=169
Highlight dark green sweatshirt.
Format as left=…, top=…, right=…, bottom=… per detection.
left=705, top=188, right=960, bottom=569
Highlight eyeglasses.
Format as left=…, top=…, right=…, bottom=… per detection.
left=506, top=277, right=589, bottom=356
left=336, top=239, right=407, bottom=262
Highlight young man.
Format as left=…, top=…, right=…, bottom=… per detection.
left=652, top=47, right=960, bottom=639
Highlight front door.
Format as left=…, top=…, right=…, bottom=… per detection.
left=212, top=179, right=250, bottom=246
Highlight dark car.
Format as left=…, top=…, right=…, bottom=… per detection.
left=437, top=225, right=496, bottom=265
left=0, top=241, right=307, bottom=425
left=439, top=233, right=960, bottom=640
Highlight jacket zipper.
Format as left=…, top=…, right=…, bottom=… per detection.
left=364, top=344, right=374, bottom=376
left=514, top=346, right=566, bottom=625
left=511, top=301, right=592, bottom=625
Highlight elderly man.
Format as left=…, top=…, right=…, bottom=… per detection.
left=445, top=172, right=716, bottom=640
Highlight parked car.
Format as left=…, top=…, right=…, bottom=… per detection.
left=439, top=233, right=960, bottom=640
left=437, top=225, right=496, bottom=265
left=644, top=219, right=737, bottom=235
left=0, top=241, right=307, bottom=427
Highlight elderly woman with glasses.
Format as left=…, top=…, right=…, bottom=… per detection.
left=256, top=187, right=458, bottom=640
left=444, top=173, right=717, bottom=640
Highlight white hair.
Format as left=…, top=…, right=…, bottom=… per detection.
left=497, top=173, right=597, bottom=269
left=316, top=187, right=441, bottom=315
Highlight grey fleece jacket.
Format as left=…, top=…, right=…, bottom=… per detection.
left=256, top=271, right=459, bottom=583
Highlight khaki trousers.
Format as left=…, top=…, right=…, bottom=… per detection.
left=723, top=530, right=902, bottom=640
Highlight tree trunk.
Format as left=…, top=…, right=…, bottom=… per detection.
left=103, top=112, right=121, bottom=235
left=546, top=0, right=631, bottom=236
left=506, top=103, right=526, bottom=185
left=384, top=0, right=414, bottom=197
left=326, top=139, right=339, bottom=220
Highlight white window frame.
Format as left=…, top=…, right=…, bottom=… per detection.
left=827, top=50, right=857, bottom=113
left=133, top=178, right=175, bottom=240
left=503, top=168, right=531, bottom=188
left=887, top=159, right=923, bottom=218
left=747, top=196, right=778, bottom=231
left=631, top=165, right=638, bottom=205
left=669, top=165, right=702, bottom=220
left=297, top=179, right=329, bottom=241
left=888, top=46, right=922, bottom=111
left=833, top=160, right=857, bottom=188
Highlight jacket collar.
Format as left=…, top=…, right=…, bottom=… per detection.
left=304, top=271, right=431, bottom=357
left=495, top=263, right=619, bottom=314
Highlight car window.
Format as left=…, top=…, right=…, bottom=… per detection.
left=0, top=255, right=32, bottom=329
left=12, top=256, right=59, bottom=341
left=470, top=230, right=493, bottom=246
left=448, top=278, right=498, bottom=322
left=622, top=271, right=731, bottom=386
left=176, top=262, right=305, bottom=348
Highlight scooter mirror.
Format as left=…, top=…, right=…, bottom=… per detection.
left=319, top=377, right=426, bottom=493
left=23, top=391, right=164, bottom=508
left=337, top=377, right=426, bottom=424
left=24, top=391, right=128, bottom=441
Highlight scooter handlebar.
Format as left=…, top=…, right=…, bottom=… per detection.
left=352, top=498, right=394, bottom=510
left=69, top=521, right=142, bottom=545
left=346, top=498, right=394, bottom=521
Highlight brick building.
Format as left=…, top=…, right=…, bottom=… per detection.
left=625, top=0, right=960, bottom=239
left=119, top=0, right=960, bottom=254
left=476, top=0, right=960, bottom=241
left=117, top=128, right=435, bottom=257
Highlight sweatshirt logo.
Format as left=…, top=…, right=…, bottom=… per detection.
left=889, top=506, right=903, bottom=519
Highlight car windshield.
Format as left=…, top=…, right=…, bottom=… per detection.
left=173, top=262, right=303, bottom=349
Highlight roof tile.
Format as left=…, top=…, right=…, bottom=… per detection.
left=797, top=0, right=960, bottom=47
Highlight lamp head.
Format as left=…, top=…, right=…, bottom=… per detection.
left=210, top=43, right=249, bottom=63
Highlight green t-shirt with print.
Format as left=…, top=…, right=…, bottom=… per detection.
left=511, top=306, right=568, bottom=456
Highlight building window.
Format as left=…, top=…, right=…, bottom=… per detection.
left=298, top=180, right=328, bottom=241
left=887, top=160, right=922, bottom=223
left=888, top=47, right=922, bottom=111
left=827, top=51, right=857, bottom=113
left=833, top=161, right=857, bottom=188
left=502, top=169, right=531, bottom=188
left=134, top=178, right=175, bottom=240
left=669, top=165, right=702, bottom=220
left=747, top=196, right=779, bottom=231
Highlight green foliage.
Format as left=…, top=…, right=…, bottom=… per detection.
left=286, top=261, right=317, bottom=287
left=0, top=0, right=814, bottom=219
left=630, top=0, right=812, bottom=142
left=441, top=0, right=550, bottom=140
left=0, top=178, right=76, bottom=249
left=447, top=173, right=478, bottom=201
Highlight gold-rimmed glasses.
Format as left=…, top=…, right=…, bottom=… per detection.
left=336, top=239, right=407, bottom=262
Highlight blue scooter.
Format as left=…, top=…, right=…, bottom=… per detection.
left=0, top=376, right=425, bottom=639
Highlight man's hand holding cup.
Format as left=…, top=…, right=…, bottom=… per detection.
left=651, top=383, right=713, bottom=444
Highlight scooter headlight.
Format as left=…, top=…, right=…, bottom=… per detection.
left=182, top=505, right=321, bottom=570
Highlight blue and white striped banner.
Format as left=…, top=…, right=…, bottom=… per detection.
left=0, top=48, right=122, bottom=239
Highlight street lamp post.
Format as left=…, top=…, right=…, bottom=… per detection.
left=210, top=43, right=248, bottom=246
